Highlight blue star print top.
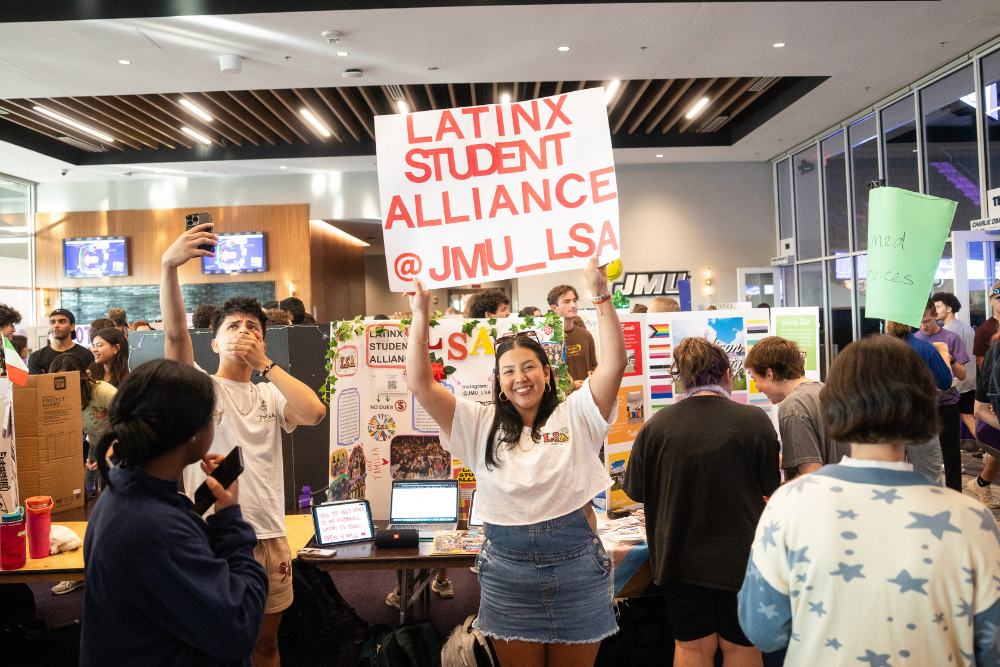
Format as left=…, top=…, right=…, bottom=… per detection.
left=738, top=458, right=1000, bottom=666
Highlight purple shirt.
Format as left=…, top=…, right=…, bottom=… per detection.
left=913, top=327, right=971, bottom=405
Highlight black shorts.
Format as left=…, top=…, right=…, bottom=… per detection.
left=662, top=580, right=753, bottom=646
left=958, top=390, right=976, bottom=415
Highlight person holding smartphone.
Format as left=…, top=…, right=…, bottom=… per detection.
left=81, top=359, right=268, bottom=667
left=160, top=223, right=327, bottom=667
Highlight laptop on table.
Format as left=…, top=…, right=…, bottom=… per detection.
left=386, top=480, right=459, bottom=540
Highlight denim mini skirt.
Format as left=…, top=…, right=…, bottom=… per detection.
left=473, top=507, right=618, bottom=644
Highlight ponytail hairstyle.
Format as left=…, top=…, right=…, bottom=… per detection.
left=90, top=328, right=130, bottom=387
left=485, top=335, right=560, bottom=470
left=96, top=359, right=215, bottom=489
left=48, top=353, right=95, bottom=410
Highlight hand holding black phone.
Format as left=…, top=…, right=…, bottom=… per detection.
left=184, top=211, right=216, bottom=255
left=192, top=447, right=245, bottom=515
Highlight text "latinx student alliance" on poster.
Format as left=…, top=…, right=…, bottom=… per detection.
left=375, top=87, right=621, bottom=291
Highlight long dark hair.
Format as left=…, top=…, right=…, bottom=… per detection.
left=95, top=359, right=215, bottom=489
left=48, top=353, right=95, bottom=410
left=485, top=336, right=560, bottom=469
left=89, top=328, right=130, bottom=387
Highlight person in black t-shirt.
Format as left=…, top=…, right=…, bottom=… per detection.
left=27, top=308, right=95, bottom=374
left=623, top=336, right=780, bottom=667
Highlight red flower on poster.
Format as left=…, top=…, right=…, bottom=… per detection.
left=429, top=353, right=456, bottom=383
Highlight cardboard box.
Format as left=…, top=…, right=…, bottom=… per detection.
left=13, top=371, right=84, bottom=514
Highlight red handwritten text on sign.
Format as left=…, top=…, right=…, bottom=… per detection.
left=315, top=502, right=373, bottom=544
left=376, top=88, right=620, bottom=291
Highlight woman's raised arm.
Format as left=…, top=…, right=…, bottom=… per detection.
left=585, top=256, right=628, bottom=421
left=405, top=278, right=458, bottom=438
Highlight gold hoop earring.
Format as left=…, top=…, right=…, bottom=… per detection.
left=545, top=379, right=551, bottom=392
left=499, top=391, right=509, bottom=402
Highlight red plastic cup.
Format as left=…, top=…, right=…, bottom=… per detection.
left=25, top=496, right=53, bottom=560
left=1, top=506, right=26, bottom=570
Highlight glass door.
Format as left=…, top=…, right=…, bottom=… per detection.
left=737, top=268, right=780, bottom=308
left=953, top=231, right=1000, bottom=328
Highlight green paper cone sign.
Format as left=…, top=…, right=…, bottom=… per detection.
left=864, top=187, right=956, bottom=328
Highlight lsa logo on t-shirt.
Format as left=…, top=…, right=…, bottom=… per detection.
left=566, top=344, right=583, bottom=357
left=257, top=399, right=276, bottom=424
left=541, top=428, right=570, bottom=445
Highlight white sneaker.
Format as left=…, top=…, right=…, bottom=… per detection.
left=966, top=478, right=1000, bottom=509
left=386, top=586, right=400, bottom=609
left=51, top=580, right=84, bottom=595
left=431, top=578, right=454, bottom=599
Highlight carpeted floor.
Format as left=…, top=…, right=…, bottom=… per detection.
left=11, top=449, right=999, bottom=666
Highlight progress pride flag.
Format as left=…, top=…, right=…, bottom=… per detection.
left=375, top=87, right=620, bottom=291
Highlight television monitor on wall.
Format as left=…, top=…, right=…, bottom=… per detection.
left=64, top=237, right=129, bottom=278
left=201, top=232, right=267, bottom=274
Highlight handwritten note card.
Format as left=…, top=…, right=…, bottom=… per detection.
left=864, top=187, right=956, bottom=328
left=315, top=501, right=373, bottom=545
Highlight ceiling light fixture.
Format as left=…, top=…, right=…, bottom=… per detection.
left=118, top=59, right=131, bottom=65
left=656, top=154, right=663, bottom=158
left=279, top=165, right=287, bottom=169
left=179, top=98, right=213, bottom=122
left=685, top=97, right=711, bottom=119
left=397, top=100, right=408, bottom=114
left=604, top=80, right=621, bottom=104
left=773, top=43, right=785, bottom=48
left=34, top=106, right=114, bottom=142
left=300, top=108, right=331, bottom=137
left=558, top=46, right=570, bottom=51
left=500, top=93, right=510, bottom=104
left=337, top=51, right=349, bottom=57
left=182, top=127, right=212, bottom=144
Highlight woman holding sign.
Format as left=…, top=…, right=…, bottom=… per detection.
left=406, top=255, right=626, bottom=667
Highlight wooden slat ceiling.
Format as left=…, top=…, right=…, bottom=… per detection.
left=0, top=78, right=781, bottom=157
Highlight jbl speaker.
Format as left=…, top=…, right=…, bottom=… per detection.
left=374, top=529, right=419, bottom=549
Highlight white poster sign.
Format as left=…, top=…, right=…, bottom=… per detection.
left=376, top=87, right=621, bottom=291
left=0, top=379, right=17, bottom=514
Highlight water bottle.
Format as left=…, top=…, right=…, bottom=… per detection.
left=25, top=496, right=53, bottom=559
left=1, top=506, right=27, bottom=570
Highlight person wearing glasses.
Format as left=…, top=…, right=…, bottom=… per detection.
left=405, top=256, right=627, bottom=667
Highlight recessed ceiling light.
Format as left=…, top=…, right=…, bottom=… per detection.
left=500, top=93, right=510, bottom=104
left=34, top=106, right=115, bottom=142
left=300, top=108, right=331, bottom=137
left=118, top=59, right=131, bottom=65
left=337, top=51, right=349, bottom=57
left=558, top=46, right=571, bottom=52
left=604, top=80, right=621, bottom=105
left=773, top=43, right=785, bottom=48
left=656, top=154, right=663, bottom=158
left=181, top=127, right=212, bottom=145
left=685, top=97, right=711, bottom=119
left=179, top=98, right=213, bottom=122
left=279, top=165, right=287, bottom=169
left=397, top=100, right=408, bottom=114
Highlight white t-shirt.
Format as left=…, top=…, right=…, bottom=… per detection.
left=440, top=379, right=616, bottom=526
left=182, top=376, right=295, bottom=539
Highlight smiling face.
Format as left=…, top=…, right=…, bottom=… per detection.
left=497, top=345, right=551, bottom=413
left=0, top=323, right=14, bottom=340
left=748, top=368, right=782, bottom=403
left=551, top=290, right=578, bottom=319
left=91, top=335, right=120, bottom=365
left=211, top=313, right=263, bottom=361
left=488, top=303, right=512, bottom=318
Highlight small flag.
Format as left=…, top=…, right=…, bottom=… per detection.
left=651, top=384, right=673, bottom=400
left=648, top=323, right=670, bottom=338
left=2, top=335, right=28, bottom=386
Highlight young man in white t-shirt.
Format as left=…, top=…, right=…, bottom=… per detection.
left=160, top=224, right=327, bottom=667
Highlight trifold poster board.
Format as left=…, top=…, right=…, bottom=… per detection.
left=327, top=318, right=565, bottom=521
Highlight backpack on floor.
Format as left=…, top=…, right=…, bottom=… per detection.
left=278, top=559, right=368, bottom=653
left=358, top=625, right=393, bottom=667
left=374, top=621, right=442, bottom=667
left=441, top=615, right=497, bottom=667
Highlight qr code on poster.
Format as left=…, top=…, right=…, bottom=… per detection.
left=388, top=380, right=397, bottom=390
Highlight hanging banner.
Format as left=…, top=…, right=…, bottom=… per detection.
left=376, top=87, right=620, bottom=291
left=864, top=187, right=956, bottom=328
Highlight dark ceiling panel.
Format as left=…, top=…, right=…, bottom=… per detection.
left=0, top=0, right=941, bottom=23
left=0, top=76, right=827, bottom=164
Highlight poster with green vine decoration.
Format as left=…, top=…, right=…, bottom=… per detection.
left=320, top=312, right=570, bottom=405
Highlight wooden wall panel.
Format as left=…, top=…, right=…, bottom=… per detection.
left=309, top=220, right=366, bottom=321
left=35, top=204, right=312, bottom=310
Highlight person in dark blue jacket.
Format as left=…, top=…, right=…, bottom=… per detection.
left=81, top=359, right=268, bottom=667
left=886, top=320, right=952, bottom=485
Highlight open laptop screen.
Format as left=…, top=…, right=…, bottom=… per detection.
left=390, top=481, right=459, bottom=522
left=468, top=489, right=483, bottom=527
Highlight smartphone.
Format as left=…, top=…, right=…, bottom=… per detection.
left=184, top=211, right=216, bottom=254
left=192, top=446, right=244, bottom=515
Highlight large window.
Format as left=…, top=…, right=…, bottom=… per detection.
left=982, top=50, right=1000, bottom=191
left=849, top=115, right=879, bottom=251
left=794, top=145, right=822, bottom=260
left=922, top=65, right=980, bottom=234
left=823, top=131, right=850, bottom=254
left=797, top=262, right=826, bottom=377
left=776, top=158, right=794, bottom=246
left=0, top=176, right=34, bottom=331
left=853, top=254, right=881, bottom=337
left=827, top=258, right=853, bottom=364
left=882, top=95, right=920, bottom=193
